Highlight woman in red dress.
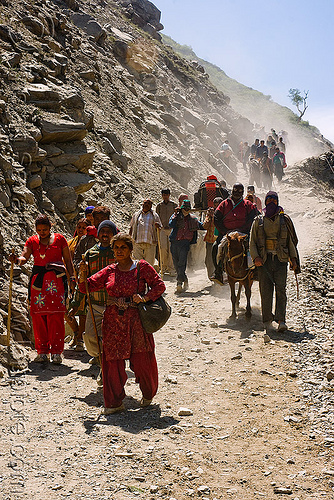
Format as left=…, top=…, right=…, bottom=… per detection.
left=79, top=233, right=165, bottom=415
left=11, top=214, right=75, bottom=364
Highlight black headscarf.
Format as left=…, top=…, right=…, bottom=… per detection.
left=263, top=191, right=283, bottom=218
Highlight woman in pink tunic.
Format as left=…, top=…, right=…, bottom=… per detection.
left=11, top=214, right=75, bottom=364
left=79, top=233, right=165, bottom=415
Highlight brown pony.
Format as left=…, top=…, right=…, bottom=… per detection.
left=225, top=232, right=253, bottom=319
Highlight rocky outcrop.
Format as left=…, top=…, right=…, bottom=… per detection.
left=118, top=0, right=163, bottom=40
left=71, top=13, right=106, bottom=45
left=150, top=148, right=194, bottom=186
left=39, top=118, right=87, bottom=144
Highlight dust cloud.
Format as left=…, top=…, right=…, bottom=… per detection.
left=231, top=98, right=332, bottom=165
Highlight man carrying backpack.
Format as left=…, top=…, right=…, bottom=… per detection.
left=194, top=175, right=229, bottom=211
left=249, top=191, right=300, bottom=333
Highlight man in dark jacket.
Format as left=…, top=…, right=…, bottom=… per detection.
left=212, top=183, right=257, bottom=284
left=169, top=200, right=204, bottom=293
left=256, top=140, right=268, bottom=160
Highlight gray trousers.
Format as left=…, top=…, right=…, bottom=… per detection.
left=258, top=255, right=287, bottom=324
left=205, top=242, right=215, bottom=278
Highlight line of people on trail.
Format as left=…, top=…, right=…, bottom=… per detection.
left=8, top=175, right=299, bottom=415
left=238, top=129, right=287, bottom=190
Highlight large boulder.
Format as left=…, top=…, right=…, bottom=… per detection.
left=11, top=134, right=38, bottom=164
left=25, top=84, right=85, bottom=119
left=71, top=13, right=106, bottom=43
left=183, top=107, right=205, bottom=132
left=113, top=40, right=133, bottom=61
left=145, top=119, right=162, bottom=137
left=119, top=0, right=164, bottom=31
left=160, top=113, right=181, bottom=128
left=51, top=172, right=95, bottom=195
left=39, top=118, right=87, bottom=144
left=0, top=344, right=29, bottom=370
left=24, top=84, right=61, bottom=112
left=150, top=149, right=193, bottom=186
left=48, top=186, right=78, bottom=213
left=49, top=142, right=95, bottom=173
left=12, top=186, right=35, bottom=205
left=0, top=154, right=14, bottom=184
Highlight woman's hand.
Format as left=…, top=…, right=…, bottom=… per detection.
left=67, top=307, right=77, bottom=319
left=8, top=254, right=26, bottom=266
left=69, top=277, right=76, bottom=293
left=290, top=258, right=298, bottom=271
left=254, top=257, right=263, bottom=267
left=8, top=253, right=17, bottom=264
left=132, top=293, right=145, bottom=304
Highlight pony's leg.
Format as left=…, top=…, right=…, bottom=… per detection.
left=244, top=278, right=252, bottom=319
left=236, top=282, right=242, bottom=308
left=229, top=278, right=237, bottom=319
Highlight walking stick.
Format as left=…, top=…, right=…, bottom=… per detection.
left=295, top=272, right=300, bottom=300
left=157, top=228, right=163, bottom=280
left=6, top=249, right=15, bottom=347
left=81, top=256, right=103, bottom=372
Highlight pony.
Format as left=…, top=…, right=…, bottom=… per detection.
left=225, top=232, right=254, bottom=319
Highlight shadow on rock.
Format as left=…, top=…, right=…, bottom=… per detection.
left=82, top=402, right=179, bottom=435
left=76, top=365, right=100, bottom=380
left=220, top=308, right=263, bottom=332
left=27, top=361, right=74, bottom=380
left=74, top=389, right=103, bottom=410
left=266, top=328, right=315, bottom=344
left=63, top=349, right=90, bottom=363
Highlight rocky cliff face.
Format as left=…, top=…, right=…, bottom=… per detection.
left=0, top=0, right=329, bottom=344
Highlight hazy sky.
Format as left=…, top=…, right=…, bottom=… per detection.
left=153, top=0, right=334, bottom=142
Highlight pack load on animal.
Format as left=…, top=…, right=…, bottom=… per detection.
left=194, top=175, right=228, bottom=210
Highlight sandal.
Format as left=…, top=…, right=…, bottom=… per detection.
left=33, top=354, right=49, bottom=363
left=102, top=404, right=125, bottom=415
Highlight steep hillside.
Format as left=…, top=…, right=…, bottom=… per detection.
left=162, top=34, right=332, bottom=163
left=0, top=0, right=257, bottom=341
left=0, top=0, right=331, bottom=344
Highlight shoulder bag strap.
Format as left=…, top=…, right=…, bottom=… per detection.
left=221, top=198, right=243, bottom=222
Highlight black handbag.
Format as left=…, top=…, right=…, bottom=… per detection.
left=136, top=262, right=171, bottom=334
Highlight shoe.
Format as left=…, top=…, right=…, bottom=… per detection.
left=34, top=353, right=49, bottom=363
left=89, top=357, right=99, bottom=365
left=183, top=280, right=189, bottom=291
left=175, top=283, right=182, bottom=294
left=51, top=354, right=62, bottom=365
left=278, top=322, right=288, bottom=332
left=140, top=398, right=152, bottom=407
left=75, top=340, right=85, bottom=352
left=102, top=404, right=125, bottom=415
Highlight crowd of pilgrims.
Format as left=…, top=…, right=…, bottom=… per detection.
left=222, top=128, right=288, bottom=190
left=9, top=131, right=298, bottom=415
